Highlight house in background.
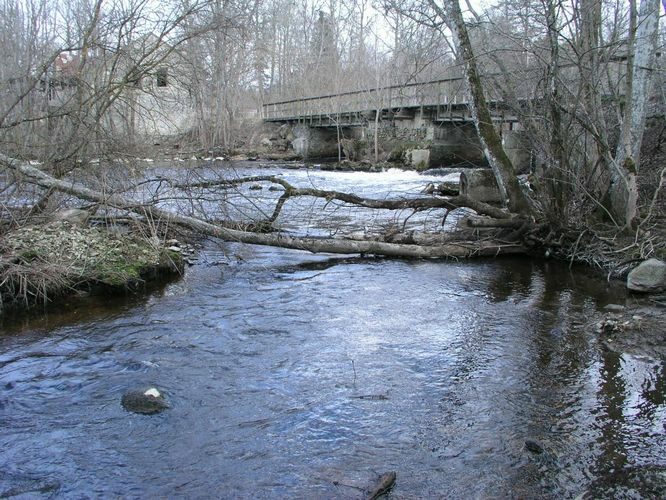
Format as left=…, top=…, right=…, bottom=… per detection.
left=124, top=49, right=195, bottom=139
left=43, top=38, right=195, bottom=143
left=44, top=51, right=80, bottom=109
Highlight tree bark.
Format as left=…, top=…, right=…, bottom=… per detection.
left=443, top=0, right=531, bottom=215
left=2, top=155, right=527, bottom=259
left=544, top=0, right=569, bottom=220
left=611, top=0, right=660, bottom=227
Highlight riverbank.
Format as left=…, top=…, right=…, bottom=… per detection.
left=0, top=216, right=184, bottom=313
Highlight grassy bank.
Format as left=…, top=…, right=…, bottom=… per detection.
left=0, top=220, right=183, bottom=313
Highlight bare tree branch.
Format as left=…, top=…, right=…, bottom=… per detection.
left=2, top=154, right=527, bottom=259
left=174, top=174, right=515, bottom=220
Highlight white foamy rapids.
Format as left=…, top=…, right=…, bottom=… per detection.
left=281, top=168, right=460, bottom=199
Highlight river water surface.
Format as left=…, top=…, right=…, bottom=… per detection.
left=1, top=165, right=664, bottom=498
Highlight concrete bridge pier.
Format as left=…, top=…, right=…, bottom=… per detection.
left=430, top=122, right=486, bottom=167
left=291, top=125, right=342, bottom=159
left=501, top=126, right=532, bottom=174
left=284, top=120, right=532, bottom=173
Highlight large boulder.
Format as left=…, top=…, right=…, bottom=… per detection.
left=627, top=258, right=666, bottom=292
left=406, top=149, right=430, bottom=170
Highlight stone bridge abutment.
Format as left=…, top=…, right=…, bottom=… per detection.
left=282, top=118, right=530, bottom=173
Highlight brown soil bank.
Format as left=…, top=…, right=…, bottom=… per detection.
left=0, top=220, right=183, bottom=313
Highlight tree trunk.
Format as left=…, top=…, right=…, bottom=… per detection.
left=444, top=0, right=531, bottom=215
left=611, top=0, right=660, bottom=227
left=544, top=0, right=569, bottom=220
left=374, top=107, right=380, bottom=163
left=2, top=155, right=527, bottom=259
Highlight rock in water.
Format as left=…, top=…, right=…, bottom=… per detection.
left=627, top=259, right=666, bottom=293
left=121, top=387, right=169, bottom=415
left=524, top=439, right=544, bottom=454
left=366, top=471, right=396, bottom=500
left=460, top=169, right=503, bottom=204
left=0, top=470, right=60, bottom=497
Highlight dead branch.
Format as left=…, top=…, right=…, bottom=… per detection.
left=466, top=218, right=524, bottom=228
left=2, top=155, right=528, bottom=259
left=175, top=175, right=515, bottom=220
left=639, top=166, right=666, bottom=229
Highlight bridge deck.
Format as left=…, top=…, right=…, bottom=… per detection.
left=261, top=77, right=486, bottom=123
left=262, top=62, right=627, bottom=125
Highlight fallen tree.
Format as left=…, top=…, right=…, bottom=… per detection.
left=2, top=154, right=527, bottom=259
left=173, top=175, right=513, bottom=221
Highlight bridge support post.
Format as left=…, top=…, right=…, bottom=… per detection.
left=501, top=128, right=532, bottom=174
left=429, top=122, right=486, bottom=167
left=291, top=125, right=340, bottom=159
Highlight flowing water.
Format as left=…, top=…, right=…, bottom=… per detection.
left=0, top=165, right=664, bottom=498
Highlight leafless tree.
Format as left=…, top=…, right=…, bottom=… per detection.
left=383, top=0, right=663, bottom=230
left=1, top=0, right=663, bottom=273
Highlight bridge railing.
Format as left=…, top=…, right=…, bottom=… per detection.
left=262, top=77, right=485, bottom=121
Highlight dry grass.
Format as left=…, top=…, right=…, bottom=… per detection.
left=0, top=220, right=183, bottom=312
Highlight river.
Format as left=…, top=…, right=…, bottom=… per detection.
left=1, top=164, right=664, bottom=498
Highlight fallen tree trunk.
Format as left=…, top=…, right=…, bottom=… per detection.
left=175, top=175, right=514, bottom=220
left=2, top=155, right=528, bottom=259
left=466, top=218, right=525, bottom=228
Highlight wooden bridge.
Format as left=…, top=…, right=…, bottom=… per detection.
left=261, top=76, right=518, bottom=127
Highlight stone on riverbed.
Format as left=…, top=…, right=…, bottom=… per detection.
left=0, top=470, right=60, bottom=497
left=604, top=304, right=626, bottom=313
left=121, top=387, right=169, bottom=415
left=53, top=208, right=90, bottom=226
left=627, top=259, right=666, bottom=293
left=524, top=439, right=545, bottom=454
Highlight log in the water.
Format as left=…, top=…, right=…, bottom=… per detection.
left=3, top=155, right=527, bottom=259
left=466, top=217, right=525, bottom=228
